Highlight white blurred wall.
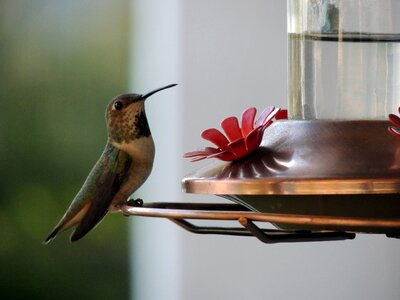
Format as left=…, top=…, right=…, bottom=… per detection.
left=129, top=1, right=400, bottom=299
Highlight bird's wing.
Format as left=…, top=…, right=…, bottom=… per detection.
left=69, top=143, right=132, bottom=242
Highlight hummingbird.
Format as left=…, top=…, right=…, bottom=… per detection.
left=43, top=83, right=177, bottom=244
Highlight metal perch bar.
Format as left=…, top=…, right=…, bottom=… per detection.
left=121, top=201, right=400, bottom=243
left=122, top=202, right=400, bottom=230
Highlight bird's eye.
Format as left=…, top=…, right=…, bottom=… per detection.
left=113, top=101, right=123, bottom=111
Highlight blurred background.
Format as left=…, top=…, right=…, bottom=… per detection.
left=0, top=0, right=130, bottom=299
left=1, top=1, right=400, bottom=300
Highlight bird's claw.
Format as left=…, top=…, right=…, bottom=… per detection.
left=126, top=198, right=144, bottom=207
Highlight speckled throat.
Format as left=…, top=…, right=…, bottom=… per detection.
left=109, top=108, right=151, bottom=143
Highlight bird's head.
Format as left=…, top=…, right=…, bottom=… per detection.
left=106, top=84, right=177, bottom=143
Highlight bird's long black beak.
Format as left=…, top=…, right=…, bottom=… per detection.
left=141, top=83, right=177, bottom=100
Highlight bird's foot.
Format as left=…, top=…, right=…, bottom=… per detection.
left=126, top=198, right=144, bottom=207
left=123, top=198, right=144, bottom=217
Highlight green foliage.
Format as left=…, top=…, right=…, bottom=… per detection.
left=0, top=1, right=130, bottom=298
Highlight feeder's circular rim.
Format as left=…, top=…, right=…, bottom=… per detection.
left=182, top=120, right=400, bottom=195
left=182, top=177, right=400, bottom=195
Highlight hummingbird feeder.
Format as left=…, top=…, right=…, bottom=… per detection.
left=122, top=0, right=400, bottom=243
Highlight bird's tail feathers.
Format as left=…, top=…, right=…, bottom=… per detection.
left=69, top=209, right=108, bottom=242
left=42, top=225, right=62, bottom=245
left=42, top=203, right=90, bottom=245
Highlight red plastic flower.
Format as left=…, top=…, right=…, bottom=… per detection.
left=184, top=106, right=287, bottom=162
left=389, top=107, right=400, bottom=137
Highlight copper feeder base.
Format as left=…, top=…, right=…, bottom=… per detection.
left=123, top=121, right=400, bottom=243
